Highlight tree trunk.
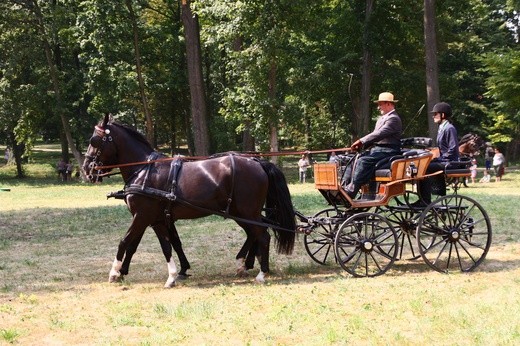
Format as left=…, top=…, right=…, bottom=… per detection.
left=181, top=0, right=210, bottom=156
left=242, top=120, right=255, bottom=152
left=30, top=0, right=84, bottom=178
left=7, top=132, right=25, bottom=178
left=358, top=0, right=374, bottom=138
left=268, top=59, right=279, bottom=164
left=60, top=132, right=69, bottom=161
left=125, top=0, right=155, bottom=146
left=424, top=0, right=440, bottom=142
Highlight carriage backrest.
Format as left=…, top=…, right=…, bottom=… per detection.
left=387, top=150, right=433, bottom=181
left=400, top=137, right=433, bottom=148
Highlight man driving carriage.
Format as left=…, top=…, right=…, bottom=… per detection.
left=343, top=92, right=402, bottom=199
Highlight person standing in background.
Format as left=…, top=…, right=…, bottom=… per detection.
left=492, top=147, right=506, bottom=182
left=298, top=154, right=310, bottom=183
left=484, top=142, right=494, bottom=172
left=329, top=151, right=338, bottom=164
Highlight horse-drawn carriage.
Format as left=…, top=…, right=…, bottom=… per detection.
left=297, top=137, right=492, bottom=277
left=83, top=114, right=491, bottom=286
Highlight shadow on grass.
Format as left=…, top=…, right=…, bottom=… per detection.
left=1, top=201, right=519, bottom=294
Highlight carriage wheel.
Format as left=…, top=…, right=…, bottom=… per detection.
left=304, top=208, right=343, bottom=265
left=378, top=190, right=423, bottom=260
left=392, top=189, right=421, bottom=207
left=416, top=194, right=492, bottom=273
left=334, top=212, right=398, bottom=277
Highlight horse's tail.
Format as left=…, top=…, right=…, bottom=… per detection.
left=260, top=160, right=297, bottom=255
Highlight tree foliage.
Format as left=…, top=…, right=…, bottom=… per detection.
left=1, top=0, right=519, bottom=177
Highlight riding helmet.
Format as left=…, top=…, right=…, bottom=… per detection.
left=430, top=102, right=452, bottom=117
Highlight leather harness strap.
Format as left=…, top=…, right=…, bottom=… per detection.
left=124, top=153, right=239, bottom=224
left=225, top=154, right=236, bottom=215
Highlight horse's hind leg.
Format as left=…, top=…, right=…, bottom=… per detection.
left=235, top=227, right=257, bottom=276
left=244, top=242, right=256, bottom=270
left=254, top=229, right=271, bottom=284
left=151, top=224, right=177, bottom=288
left=235, top=238, right=250, bottom=275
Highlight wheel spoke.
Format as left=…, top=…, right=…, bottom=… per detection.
left=455, top=240, right=478, bottom=266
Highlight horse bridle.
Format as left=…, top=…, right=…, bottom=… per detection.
left=85, top=125, right=114, bottom=182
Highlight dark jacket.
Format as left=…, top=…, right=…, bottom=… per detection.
left=437, top=121, right=459, bottom=161
left=360, top=110, right=402, bottom=148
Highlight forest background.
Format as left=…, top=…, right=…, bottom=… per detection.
left=0, top=0, right=519, bottom=178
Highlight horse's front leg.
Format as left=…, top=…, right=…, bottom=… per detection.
left=119, top=230, right=145, bottom=276
left=109, top=218, right=147, bottom=283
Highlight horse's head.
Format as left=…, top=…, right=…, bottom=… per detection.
left=83, top=113, right=118, bottom=183
left=459, top=133, right=485, bottom=157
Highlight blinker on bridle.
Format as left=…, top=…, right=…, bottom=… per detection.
left=86, top=125, right=115, bottom=181
left=95, top=125, right=112, bottom=139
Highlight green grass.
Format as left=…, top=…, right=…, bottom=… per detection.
left=1, top=150, right=520, bottom=345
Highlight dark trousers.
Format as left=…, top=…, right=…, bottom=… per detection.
left=417, top=160, right=447, bottom=204
left=343, top=147, right=400, bottom=191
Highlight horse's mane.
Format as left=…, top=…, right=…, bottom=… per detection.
left=110, top=121, right=154, bottom=151
left=459, top=133, right=476, bottom=145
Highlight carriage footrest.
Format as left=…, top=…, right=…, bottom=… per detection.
left=107, top=190, right=125, bottom=200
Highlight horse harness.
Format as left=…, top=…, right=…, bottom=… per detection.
left=107, top=153, right=294, bottom=233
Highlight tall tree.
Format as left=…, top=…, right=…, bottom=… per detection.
left=181, top=0, right=210, bottom=156
left=125, top=0, right=154, bottom=146
left=358, top=0, right=375, bottom=139
left=424, top=0, right=440, bottom=141
left=26, top=0, right=83, bottom=172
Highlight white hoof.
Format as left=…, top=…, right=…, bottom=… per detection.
left=108, top=273, right=121, bottom=283
left=109, top=259, right=123, bottom=283
left=236, top=267, right=249, bottom=277
left=164, top=278, right=176, bottom=288
left=164, top=259, right=178, bottom=288
left=255, top=271, right=266, bottom=284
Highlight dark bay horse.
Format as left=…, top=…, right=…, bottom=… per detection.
left=82, top=114, right=296, bottom=287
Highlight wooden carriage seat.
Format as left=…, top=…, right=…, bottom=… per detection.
left=374, top=150, right=433, bottom=182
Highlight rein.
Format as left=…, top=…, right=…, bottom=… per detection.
left=123, top=183, right=299, bottom=234
left=94, top=147, right=353, bottom=171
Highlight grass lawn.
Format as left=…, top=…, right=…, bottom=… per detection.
left=1, top=150, right=520, bottom=345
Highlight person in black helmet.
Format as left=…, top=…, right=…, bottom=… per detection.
left=415, top=102, right=459, bottom=206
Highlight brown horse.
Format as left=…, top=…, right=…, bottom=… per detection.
left=82, top=114, right=296, bottom=287
left=459, top=133, right=485, bottom=158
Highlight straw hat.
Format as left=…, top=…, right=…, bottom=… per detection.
left=374, top=92, right=398, bottom=103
